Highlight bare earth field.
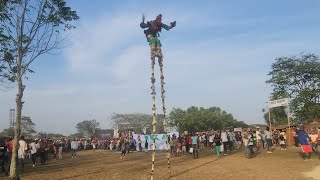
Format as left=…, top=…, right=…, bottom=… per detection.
left=2, top=147, right=320, bottom=180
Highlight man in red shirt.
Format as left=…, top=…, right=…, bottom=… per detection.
left=188, top=135, right=192, bottom=154
left=4, top=137, right=13, bottom=176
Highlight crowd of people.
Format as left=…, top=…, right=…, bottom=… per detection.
left=1, top=125, right=320, bottom=177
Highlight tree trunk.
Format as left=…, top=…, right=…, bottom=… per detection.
left=10, top=80, right=23, bottom=179
left=10, top=37, right=24, bottom=179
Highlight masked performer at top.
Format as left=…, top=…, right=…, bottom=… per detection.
left=140, top=14, right=176, bottom=57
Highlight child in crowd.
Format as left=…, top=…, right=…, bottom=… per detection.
left=242, top=134, right=249, bottom=158
left=279, top=133, right=286, bottom=150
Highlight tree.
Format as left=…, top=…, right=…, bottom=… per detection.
left=169, top=106, right=242, bottom=133
left=0, top=127, right=15, bottom=137
left=70, top=132, right=83, bottom=139
left=76, top=120, right=100, bottom=138
left=20, top=116, right=36, bottom=138
left=0, top=0, right=79, bottom=178
left=266, top=53, right=320, bottom=123
left=263, top=107, right=287, bottom=126
left=111, top=113, right=166, bottom=134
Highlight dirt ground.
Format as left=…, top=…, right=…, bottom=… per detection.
left=2, top=147, right=320, bottom=180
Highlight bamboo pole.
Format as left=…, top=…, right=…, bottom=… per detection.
left=287, top=106, right=291, bottom=146
left=150, top=55, right=157, bottom=180
left=158, top=55, right=171, bottom=177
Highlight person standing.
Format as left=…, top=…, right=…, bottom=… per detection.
left=120, top=138, right=126, bottom=160
left=214, top=131, right=222, bottom=157
left=4, top=137, right=13, bottom=176
left=188, top=134, right=192, bottom=153
left=221, top=130, right=228, bottom=155
left=265, top=127, right=273, bottom=153
left=191, top=133, right=199, bottom=159
left=71, top=138, right=78, bottom=158
left=247, top=133, right=255, bottom=158
left=137, top=135, right=142, bottom=152
left=208, top=134, right=214, bottom=150
left=242, top=134, right=249, bottom=158
left=58, top=140, right=63, bottom=160
left=181, top=137, right=186, bottom=155
left=235, top=132, right=242, bottom=150
left=40, top=139, right=48, bottom=165
left=145, top=139, right=149, bottom=153
left=296, top=126, right=312, bottom=161
left=30, top=139, right=39, bottom=167
left=18, top=136, right=28, bottom=171
left=256, top=128, right=262, bottom=150
left=292, top=128, right=299, bottom=147
left=309, top=129, right=319, bottom=159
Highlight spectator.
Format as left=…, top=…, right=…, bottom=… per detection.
left=71, top=138, right=78, bottom=159
left=145, top=139, right=149, bottom=153
left=192, top=133, right=199, bottom=159
left=292, top=128, right=299, bottom=147
left=39, top=139, right=47, bottom=165
left=296, top=126, right=312, bottom=161
left=18, top=136, right=28, bottom=171
left=309, top=129, right=319, bottom=159
left=265, top=127, right=273, bottom=153
left=30, top=139, right=39, bottom=167
left=221, top=130, right=228, bottom=155
left=214, top=131, right=222, bottom=157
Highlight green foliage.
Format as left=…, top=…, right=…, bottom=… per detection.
left=76, top=119, right=100, bottom=138
left=263, top=107, right=288, bottom=126
left=111, top=113, right=166, bottom=134
left=266, top=53, right=320, bottom=123
left=20, top=116, right=36, bottom=137
left=0, top=127, right=15, bottom=137
left=0, top=0, right=79, bottom=84
left=169, top=106, right=245, bottom=133
left=69, top=132, right=83, bottom=139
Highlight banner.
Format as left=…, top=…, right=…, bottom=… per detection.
left=234, top=128, right=242, bottom=132
left=268, top=98, right=288, bottom=108
left=133, top=132, right=179, bottom=151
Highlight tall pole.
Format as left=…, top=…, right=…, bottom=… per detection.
left=287, top=106, right=291, bottom=146
left=158, top=56, right=171, bottom=177
left=268, top=108, right=272, bottom=130
left=150, top=55, right=157, bottom=180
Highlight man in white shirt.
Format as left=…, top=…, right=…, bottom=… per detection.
left=71, top=138, right=78, bottom=158
left=264, top=127, right=273, bottom=153
left=256, top=128, right=262, bottom=149
left=221, top=131, right=228, bottom=155
left=18, top=136, right=28, bottom=170
left=208, top=134, right=214, bottom=150
left=30, top=139, right=39, bottom=167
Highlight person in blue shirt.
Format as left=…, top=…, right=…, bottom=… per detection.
left=296, top=126, right=312, bottom=161
left=191, top=133, right=199, bottom=159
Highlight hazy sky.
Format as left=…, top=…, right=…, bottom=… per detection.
left=1, top=0, right=320, bottom=135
